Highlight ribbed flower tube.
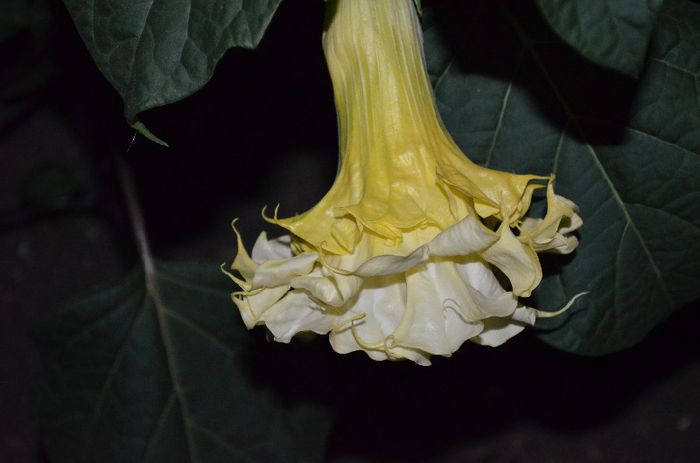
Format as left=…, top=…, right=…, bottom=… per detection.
left=226, top=0, right=582, bottom=365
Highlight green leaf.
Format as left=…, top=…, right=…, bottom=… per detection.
left=536, top=0, right=664, bottom=77
left=63, top=0, right=283, bottom=124
left=424, top=0, right=700, bottom=355
left=36, top=261, right=331, bottom=462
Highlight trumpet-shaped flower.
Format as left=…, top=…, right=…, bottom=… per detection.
left=226, top=0, right=582, bottom=365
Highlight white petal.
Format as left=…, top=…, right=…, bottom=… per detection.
left=443, top=306, right=484, bottom=351
left=353, top=246, right=428, bottom=277
left=483, top=223, right=541, bottom=297
left=431, top=258, right=518, bottom=320
left=251, top=252, right=318, bottom=289
left=329, top=275, right=406, bottom=355
left=350, top=214, right=496, bottom=278
left=365, top=274, right=407, bottom=336
left=426, top=213, right=497, bottom=257
left=260, top=290, right=338, bottom=342
left=472, top=306, right=536, bottom=347
left=234, top=285, right=290, bottom=328
left=251, top=233, right=293, bottom=263
left=291, top=273, right=362, bottom=307
left=393, top=266, right=453, bottom=355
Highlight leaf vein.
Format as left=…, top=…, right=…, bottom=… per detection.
left=150, top=279, right=201, bottom=463
left=157, top=271, right=230, bottom=297
left=626, top=127, right=698, bottom=158
left=583, top=142, right=674, bottom=305
left=485, top=77, right=513, bottom=168
left=432, top=58, right=454, bottom=94
left=125, top=0, right=156, bottom=115
left=189, top=419, right=256, bottom=463
left=142, top=389, right=176, bottom=463
left=81, top=290, right=150, bottom=460
left=162, top=307, right=240, bottom=360
left=650, top=57, right=700, bottom=77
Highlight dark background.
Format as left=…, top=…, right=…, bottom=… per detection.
left=1, top=0, right=699, bottom=461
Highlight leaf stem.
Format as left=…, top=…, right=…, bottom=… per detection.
left=116, top=134, right=156, bottom=282
left=116, top=133, right=201, bottom=462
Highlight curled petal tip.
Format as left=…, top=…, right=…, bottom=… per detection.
left=535, top=291, right=589, bottom=319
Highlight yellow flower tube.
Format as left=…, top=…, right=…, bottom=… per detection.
left=226, top=0, right=582, bottom=365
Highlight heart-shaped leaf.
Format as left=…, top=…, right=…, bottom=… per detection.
left=424, top=0, right=700, bottom=355
left=36, top=261, right=331, bottom=462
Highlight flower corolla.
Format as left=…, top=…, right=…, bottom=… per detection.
left=226, top=0, right=582, bottom=365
